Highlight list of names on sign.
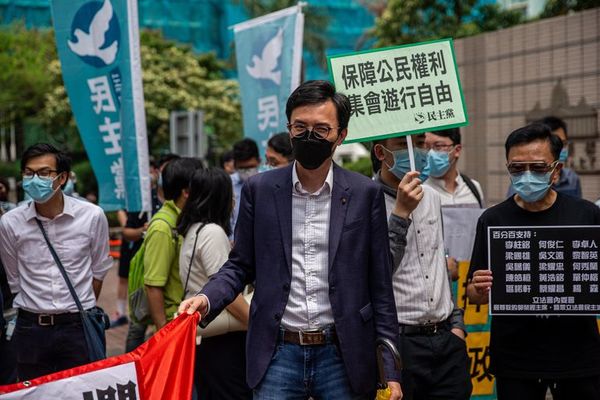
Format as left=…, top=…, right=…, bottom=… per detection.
left=487, top=226, right=599, bottom=315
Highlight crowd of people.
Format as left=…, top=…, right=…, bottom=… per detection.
left=0, top=80, right=599, bottom=400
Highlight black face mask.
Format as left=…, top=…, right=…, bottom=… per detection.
left=291, top=133, right=335, bottom=170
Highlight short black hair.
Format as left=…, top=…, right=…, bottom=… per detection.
left=161, top=157, right=204, bottom=201
left=429, top=128, right=461, bottom=145
left=286, top=80, right=351, bottom=130
left=158, top=153, right=181, bottom=169
left=220, top=150, right=234, bottom=166
left=21, top=143, right=71, bottom=174
left=534, top=116, right=568, bottom=137
left=505, top=123, right=563, bottom=160
left=267, top=132, right=293, bottom=161
left=233, top=138, right=259, bottom=162
left=177, top=167, right=233, bottom=237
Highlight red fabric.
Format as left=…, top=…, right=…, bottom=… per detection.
left=0, top=313, right=199, bottom=399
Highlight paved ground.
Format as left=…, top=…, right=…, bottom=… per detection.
left=97, top=261, right=129, bottom=357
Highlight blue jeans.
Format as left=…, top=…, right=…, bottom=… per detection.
left=253, top=331, right=372, bottom=400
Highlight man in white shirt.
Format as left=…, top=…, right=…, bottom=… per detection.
left=424, top=128, right=484, bottom=208
left=0, top=143, right=112, bottom=381
left=373, top=134, right=472, bottom=400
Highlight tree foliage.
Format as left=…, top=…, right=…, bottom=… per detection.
left=540, top=0, right=600, bottom=18
left=0, top=24, right=56, bottom=124
left=41, top=30, right=242, bottom=153
left=1, top=24, right=242, bottom=157
left=375, top=0, right=525, bottom=47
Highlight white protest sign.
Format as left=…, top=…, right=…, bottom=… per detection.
left=0, top=363, right=139, bottom=400
left=328, top=38, right=468, bottom=143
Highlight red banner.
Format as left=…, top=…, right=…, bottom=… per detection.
left=0, top=313, right=199, bottom=399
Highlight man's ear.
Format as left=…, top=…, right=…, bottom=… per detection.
left=373, top=143, right=386, bottom=161
left=551, top=163, right=563, bottom=184
left=337, top=128, right=348, bottom=145
left=453, top=144, right=462, bottom=159
left=57, top=172, right=68, bottom=188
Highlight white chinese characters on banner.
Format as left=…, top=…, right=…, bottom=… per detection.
left=87, top=75, right=124, bottom=200
left=258, top=95, right=279, bottom=131
left=0, top=363, right=139, bottom=400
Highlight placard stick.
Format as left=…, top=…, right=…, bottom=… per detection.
left=406, top=135, right=416, bottom=172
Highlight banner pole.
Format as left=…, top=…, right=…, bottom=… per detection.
left=406, top=135, right=416, bottom=172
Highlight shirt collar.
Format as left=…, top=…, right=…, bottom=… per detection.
left=427, top=171, right=463, bottom=192
left=25, top=192, right=75, bottom=221
left=292, top=161, right=334, bottom=195
left=162, top=199, right=181, bottom=215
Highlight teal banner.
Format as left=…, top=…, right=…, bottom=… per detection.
left=233, top=5, right=304, bottom=156
left=51, top=0, right=151, bottom=211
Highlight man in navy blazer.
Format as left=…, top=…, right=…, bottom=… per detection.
left=180, top=80, right=402, bottom=399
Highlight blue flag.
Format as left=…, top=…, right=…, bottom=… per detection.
left=234, top=5, right=304, bottom=156
left=51, top=0, right=151, bottom=212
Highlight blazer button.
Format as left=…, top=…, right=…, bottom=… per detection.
left=274, top=313, right=281, bottom=321
left=283, top=284, right=290, bottom=291
left=329, top=286, right=336, bottom=294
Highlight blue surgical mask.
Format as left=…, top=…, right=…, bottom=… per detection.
left=22, top=175, right=61, bottom=204
left=383, top=147, right=429, bottom=182
left=559, top=148, right=568, bottom=163
left=258, top=164, right=274, bottom=173
left=63, top=180, right=75, bottom=196
left=510, top=171, right=553, bottom=203
left=427, top=149, right=451, bottom=178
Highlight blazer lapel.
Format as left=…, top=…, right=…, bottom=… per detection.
left=328, top=164, right=351, bottom=270
left=273, top=165, right=293, bottom=274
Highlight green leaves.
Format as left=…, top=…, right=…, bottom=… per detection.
left=6, top=26, right=242, bottom=154
left=374, top=0, right=525, bottom=47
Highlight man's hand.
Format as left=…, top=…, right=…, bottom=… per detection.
left=450, top=327, right=466, bottom=341
left=392, top=171, right=424, bottom=219
left=178, top=295, right=209, bottom=316
left=387, top=381, right=403, bottom=400
left=447, top=256, right=459, bottom=281
left=466, top=270, right=493, bottom=305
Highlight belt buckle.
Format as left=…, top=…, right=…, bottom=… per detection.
left=38, top=314, right=54, bottom=326
left=299, top=329, right=321, bottom=345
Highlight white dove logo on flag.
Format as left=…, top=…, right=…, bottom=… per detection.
left=246, top=28, right=283, bottom=86
left=68, top=0, right=119, bottom=67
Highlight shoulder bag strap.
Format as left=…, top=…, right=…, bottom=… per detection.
left=460, top=173, right=483, bottom=208
left=182, top=223, right=205, bottom=301
left=34, top=218, right=85, bottom=314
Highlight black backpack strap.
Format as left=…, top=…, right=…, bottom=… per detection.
left=182, top=223, right=206, bottom=301
left=460, top=173, right=483, bottom=208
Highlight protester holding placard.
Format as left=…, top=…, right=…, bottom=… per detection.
left=507, top=116, right=581, bottom=199
left=372, top=134, right=472, bottom=400
left=467, top=123, right=600, bottom=399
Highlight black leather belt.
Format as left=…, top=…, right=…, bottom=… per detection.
left=283, top=328, right=337, bottom=346
left=399, top=319, right=451, bottom=336
left=18, top=309, right=81, bottom=326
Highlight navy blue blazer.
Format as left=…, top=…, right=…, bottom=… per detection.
left=201, top=163, right=401, bottom=394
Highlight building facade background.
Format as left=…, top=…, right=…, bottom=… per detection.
left=455, top=8, right=600, bottom=205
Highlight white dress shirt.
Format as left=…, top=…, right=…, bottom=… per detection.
left=424, top=172, right=484, bottom=207
left=0, top=195, right=113, bottom=313
left=383, top=185, right=454, bottom=325
left=281, top=162, right=335, bottom=331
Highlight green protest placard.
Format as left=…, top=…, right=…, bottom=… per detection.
left=328, top=38, right=468, bottom=143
